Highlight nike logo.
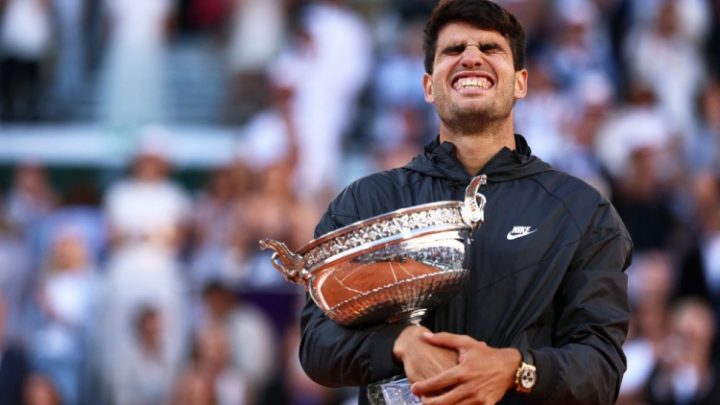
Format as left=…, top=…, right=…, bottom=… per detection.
left=506, top=226, right=537, bottom=240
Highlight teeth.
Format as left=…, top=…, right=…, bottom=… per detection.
left=454, top=77, right=491, bottom=90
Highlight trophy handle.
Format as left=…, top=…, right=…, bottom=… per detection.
left=461, top=174, right=488, bottom=229
left=259, top=238, right=308, bottom=285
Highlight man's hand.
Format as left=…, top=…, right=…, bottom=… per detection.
left=393, top=325, right=458, bottom=384
left=410, top=332, right=521, bottom=405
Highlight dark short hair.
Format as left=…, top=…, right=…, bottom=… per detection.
left=423, top=0, right=526, bottom=73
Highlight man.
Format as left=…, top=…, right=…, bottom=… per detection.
left=299, top=1, right=632, bottom=404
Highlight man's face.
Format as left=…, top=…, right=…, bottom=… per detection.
left=423, top=22, right=527, bottom=132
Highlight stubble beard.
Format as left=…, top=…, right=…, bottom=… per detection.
left=438, top=96, right=514, bottom=136
left=433, top=73, right=517, bottom=136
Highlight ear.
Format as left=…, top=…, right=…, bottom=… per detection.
left=423, top=73, right=434, bottom=103
left=514, top=69, right=528, bottom=100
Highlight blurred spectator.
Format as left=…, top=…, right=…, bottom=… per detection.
left=98, top=0, right=176, bottom=128
left=371, top=19, right=435, bottom=153
left=686, top=80, right=720, bottom=175
left=596, top=85, right=676, bottom=180
left=612, top=143, right=680, bottom=252
left=197, top=280, right=276, bottom=398
left=620, top=251, right=675, bottom=403
left=0, top=0, right=52, bottom=121
left=24, top=373, right=61, bottom=405
left=624, top=0, right=710, bottom=136
left=0, top=200, right=32, bottom=343
left=188, top=162, right=250, bottom=290
left=230, top=85, right=297, bottom=286
left=0, top=295, right=31, bottom=405
left=98, top=127, right=190, bottom=403
left=114, top=305, right=175, bottom=405
left=97, top=239, right=187, bottom=402
left=235, top=81, right=297, bottom=175
left=235, top=83, right=324, bottom=286
left=645, top=298, right=720, bottom=405
left=552, top=71, right=615, bottom=197
left=171, top=370, right=216, bottom=405
left=29, top=226, right=98, bottom=405
left=4, top=162, right=57, bottom=235
left=224, top=0, right=286, bottom=122
left=497, top=0, right=554, bottom=56
left=546, top=0, right=617, bottom=91
left=174, top=323, right=249, bottom=405
left=677, top=172, right=720, bottom=316
left=35, top=203, right=106, bottom=272
left=242, top=158, right=318, bottom=287
left=270, top=0, right=372, bottom=201
left=596, top=85, right=681, bottom=252
left=513, top=58, right=572, bottom=166
left=104, top=127, right=191, bottom=252
left=48, top=0, right=87, bottom=119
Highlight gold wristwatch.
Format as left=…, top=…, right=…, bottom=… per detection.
left=514, top=349, right=537, bottom=394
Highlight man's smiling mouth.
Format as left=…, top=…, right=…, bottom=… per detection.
left=453, top=76, right=492, bottom=90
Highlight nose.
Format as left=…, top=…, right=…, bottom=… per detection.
left=460, top=45, right=484, bottom=67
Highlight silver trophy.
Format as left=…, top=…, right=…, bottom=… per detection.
left=259, top=175, right=488, bottom=404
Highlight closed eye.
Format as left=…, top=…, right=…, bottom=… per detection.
left=441, top=44, right=467, bottom=55
left=479, top=43, right=503, bottom=53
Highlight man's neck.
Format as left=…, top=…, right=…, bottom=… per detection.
left=439, top=119, right=516, bottom=176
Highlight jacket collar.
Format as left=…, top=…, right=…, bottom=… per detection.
left=404, top=134, right=552, bottom=184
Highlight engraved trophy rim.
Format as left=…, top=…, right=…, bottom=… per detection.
left=298, top=200, right=463, bottom=254
left=299, top=202, right=468, bottom=273
left=258, top=174, right=488, bottom=327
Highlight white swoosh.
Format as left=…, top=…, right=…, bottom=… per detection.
left=506, top=229, right=537, bottom=240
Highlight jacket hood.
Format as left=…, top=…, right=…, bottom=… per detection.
left=404, top=134, right=552, bottom=184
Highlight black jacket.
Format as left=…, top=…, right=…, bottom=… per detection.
left=300, top=135, right=633, bottom=404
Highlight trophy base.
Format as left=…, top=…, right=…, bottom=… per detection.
left=367, top=376, right=421, bottom=405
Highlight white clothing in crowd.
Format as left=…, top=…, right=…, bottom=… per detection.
left=104, top=177, right=190, bottom=250
left=225, top=0, right=285, bottom=74
left=99, top=0, right=175, bottom=127
left=0, top=0, right=52, bottom=60
left=270, top=1, right=373, bottom=200
left=624, top=0, right=710, bottom=136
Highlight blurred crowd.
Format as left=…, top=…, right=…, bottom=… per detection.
left=0, top=0, right=719, bottom=404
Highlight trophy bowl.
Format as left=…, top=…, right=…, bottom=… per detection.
left=260, top=175, right=487, bottom=327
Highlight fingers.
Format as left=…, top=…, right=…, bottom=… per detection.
left=423, top=331, right=476, bottom=350
left=411, top=367, right=463, bottom=396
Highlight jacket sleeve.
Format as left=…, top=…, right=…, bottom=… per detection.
left=525, top=200, right=632, bottom=404
left=298, top=185, right=408, bottom=387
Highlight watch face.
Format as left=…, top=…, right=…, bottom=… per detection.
left=520, top=368, right=536, bottom=388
